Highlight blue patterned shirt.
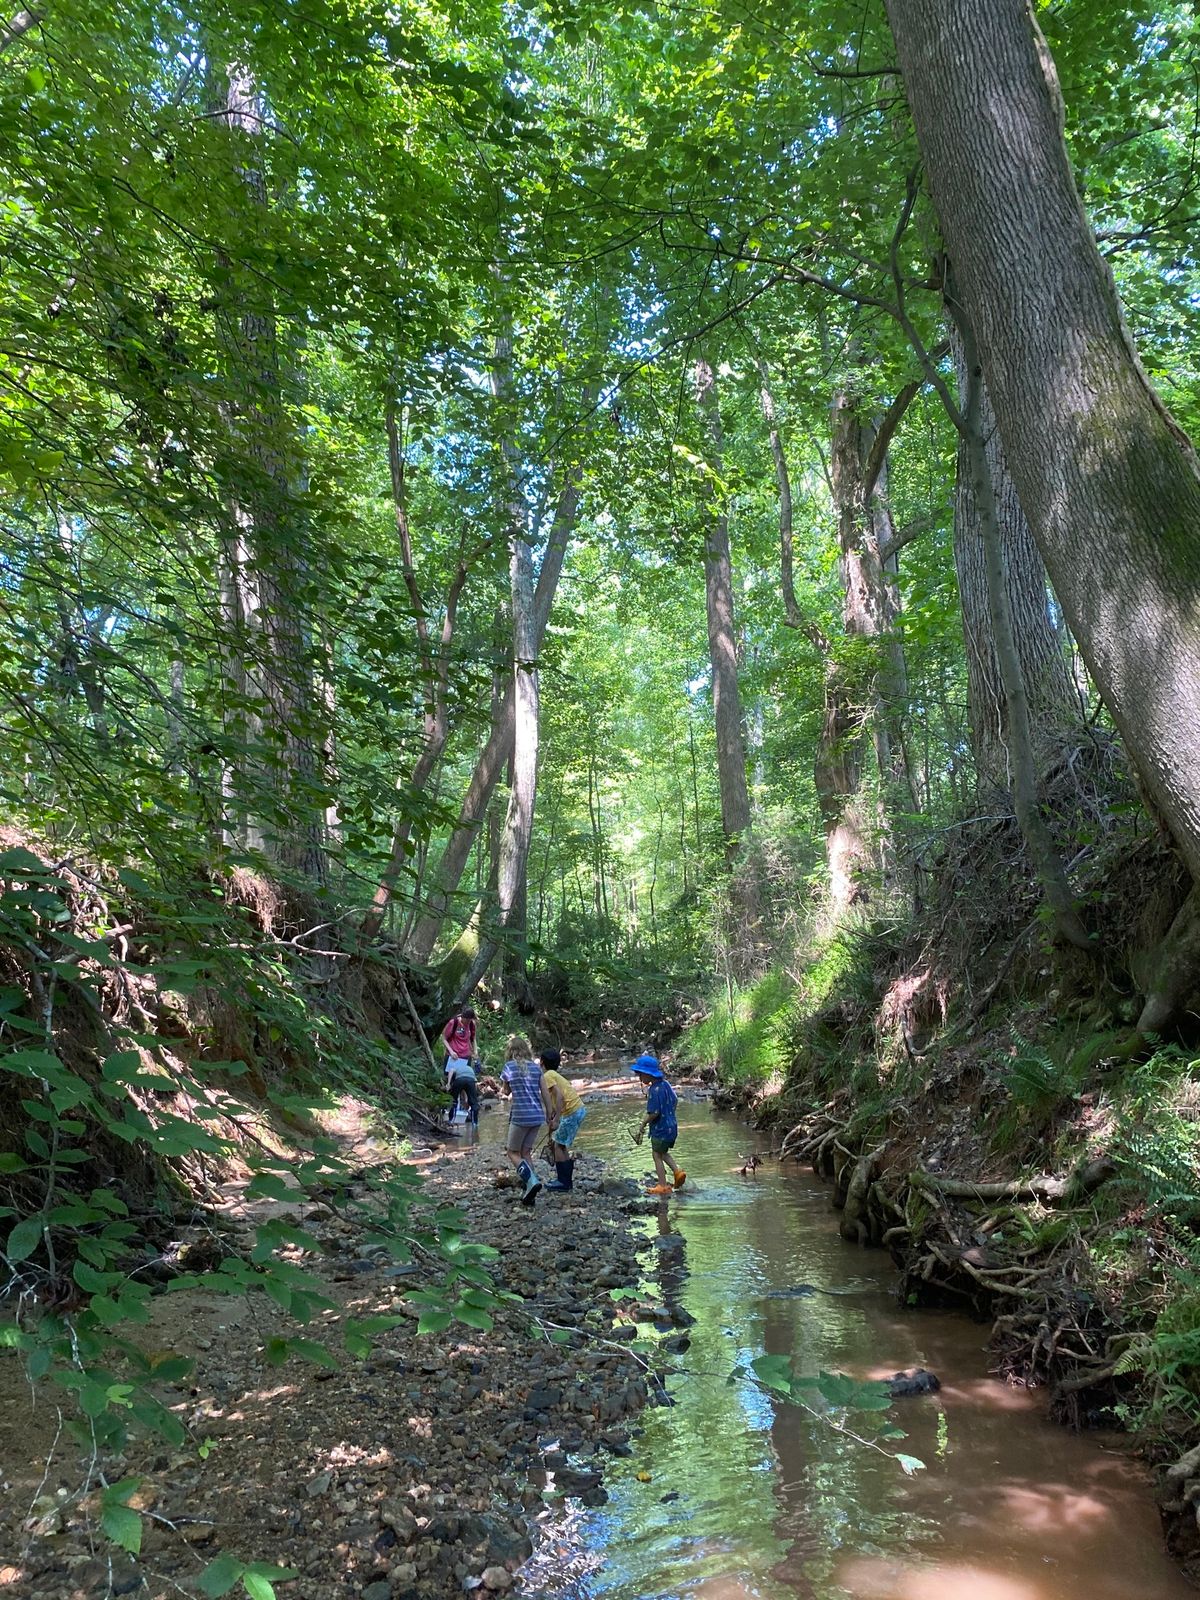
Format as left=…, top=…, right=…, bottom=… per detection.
left=646, top=1079, right=678, bottom=1142
left=502, top=1059, right=545, bottom=1126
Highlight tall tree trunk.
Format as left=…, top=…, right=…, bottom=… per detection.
left=694, top=358, right=760, bottom=972
left=885, top=0, right=1200, bottom=1018
left=405, top=455, right=584, bottom=963
left=212, top=62, right=323, bottom=878
left=813, top=390, right=911, bottom=919
left=953, top=306, right=1092, bottom=952
left=434, top=315, right=542, bottom=1003
left=947, top=326, right=1078, bottom=785
left=358, top=394, right=467, bottom=945
left=692, top=361, right=754, bottom=848
left=756, top=358, right=802, bottom=628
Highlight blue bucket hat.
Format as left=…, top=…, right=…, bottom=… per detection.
left=629, top=1053, right=664, bottom=1080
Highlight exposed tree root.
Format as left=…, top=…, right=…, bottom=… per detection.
left=1139, top=882, right=1200, bottom=1034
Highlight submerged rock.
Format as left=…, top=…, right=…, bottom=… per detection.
left=885, top=1368, right=941, bottom=1397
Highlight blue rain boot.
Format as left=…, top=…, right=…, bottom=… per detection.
left=518, top=1160, right=542, bottom=1205
left=546, top=1159, right=574, bottom=1192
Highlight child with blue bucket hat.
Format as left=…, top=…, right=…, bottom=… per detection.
left=630, top=1054, right=686, bottom=1195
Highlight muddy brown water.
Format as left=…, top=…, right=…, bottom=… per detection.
left=466, top=1059, right=1191, bottom=1600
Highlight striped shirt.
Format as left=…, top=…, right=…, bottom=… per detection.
left=502, top=1059, right=545, bottom=1126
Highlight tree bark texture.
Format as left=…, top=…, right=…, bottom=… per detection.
left=0, top=8, right=40, bottom=55
left=694, top=358, right=762, bottom=971
left=885, top=0, right=1200, bottom=886
left=953, top=308, right=1092, bottom=952
left=947, top=325, right=1078, bottom=785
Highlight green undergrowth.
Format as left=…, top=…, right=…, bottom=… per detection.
left=676, top=922, right=886, bottom=1089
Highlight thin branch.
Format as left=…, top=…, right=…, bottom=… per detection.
left=860, top=338, right=949, bottom=502
left=879, top=507, right=945, bottom=563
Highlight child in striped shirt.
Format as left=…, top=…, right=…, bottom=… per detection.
left=501, top=1034, right=550, bottom=1205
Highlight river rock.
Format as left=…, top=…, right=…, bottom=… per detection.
left=461, top=1511, right=533, bottom=1565
left=482, top=1567, right=513, bottom=1591
left=381, top=1502, right=419, bottom=1543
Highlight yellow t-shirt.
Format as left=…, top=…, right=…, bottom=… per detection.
left=542, top=1070, right=582, bottom=1117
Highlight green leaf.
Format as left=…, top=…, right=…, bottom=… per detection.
left=895, top=1453, right=926, bottom=1475
left=242, top=1566, right=298, bottom=1600
left=100, top=1502, right=142, bottom=1554
left=6, top=1214, right=43, bottom=1263
left=416, top=1308, right=452, bottom=1336
left=815, top=1371, right=893, bottom=1412
left=245, top=1172, right=296, bottom=1202
left=0, top=1153, right=28, bottom=1173
left=452, top=1303, right=493, bottom=1332
left=750, top=1353, right=793, bottom=1394
left=74, top=1259, right=122, bottom=1293
left=0, top=846, right=49, bottom=874
left=198, top=1554, right=246, bottom=1597
left=288, top=1338, right=337, bottom=1370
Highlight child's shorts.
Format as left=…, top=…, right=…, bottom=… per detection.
left=650, top=1136, right=676, bottom=1156
left=506, top=1121, right=541, bottom=1157
left=555, top=1106, right=586, bottom=1149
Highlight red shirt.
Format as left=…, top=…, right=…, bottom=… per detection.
left=442, top=1016, right=476, bottom=1059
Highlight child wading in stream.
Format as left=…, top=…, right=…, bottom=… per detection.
left=631, top=1054, right=686, bottom=1194
left=501, top=1034, right=550, bottom=1204
left=539, top=1048, right=586, bottom=1192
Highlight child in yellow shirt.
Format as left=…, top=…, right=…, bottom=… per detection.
left=539, top=1049, right=585, bottom=1193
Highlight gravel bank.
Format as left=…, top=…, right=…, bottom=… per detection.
left=3, top=1140, right=667, bottom=1600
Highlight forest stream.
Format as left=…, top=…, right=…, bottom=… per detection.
left=469, top=1062, right=1193, bottom=1600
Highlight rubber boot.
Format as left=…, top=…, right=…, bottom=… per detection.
left=546, top=1159, right=574, bottom=1192
left=518, top=1160, right=542, bottom=1205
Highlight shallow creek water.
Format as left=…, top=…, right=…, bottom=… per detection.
left=474, top=1061, right=1191, bottom=1600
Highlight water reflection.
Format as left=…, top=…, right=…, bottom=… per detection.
left=495, top=1070, right=1190, bottom=1600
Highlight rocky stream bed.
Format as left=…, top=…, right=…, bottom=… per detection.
left=0, top=1143, right=673, bottom=1600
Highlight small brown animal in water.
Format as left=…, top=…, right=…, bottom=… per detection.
left=739, top=1153, right=763, bottom=1175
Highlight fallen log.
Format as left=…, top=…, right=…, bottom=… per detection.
left=911, top=1154, right=1115, bottom=1206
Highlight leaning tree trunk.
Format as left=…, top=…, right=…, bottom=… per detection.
left=436, top=314, right=542, bottom=1003
left=756, top=358, right=803, bottom=628
left=885, top=0, right=1200, bottom=1023
left=405, top=456, right=584, bottom=965
left=948, top=326, right=1078, bottom=786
